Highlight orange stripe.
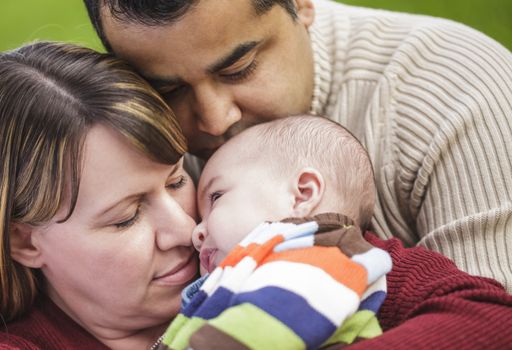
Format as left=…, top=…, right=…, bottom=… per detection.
left=220, top=245, right=246, bottom=268
left=219, top=235, right=285, bottom=268
left=263, top=247, right=368, bottom=296
left=248, top=235, right=284, bottom=262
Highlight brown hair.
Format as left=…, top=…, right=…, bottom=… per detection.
left=0, top=41, right=186, bottom=322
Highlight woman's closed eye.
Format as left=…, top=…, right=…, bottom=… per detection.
left=167, top=175, right=187, bottom=190
left=114, top=204, right=141, bottom=229
left=219, top=60, right=258, bottom=83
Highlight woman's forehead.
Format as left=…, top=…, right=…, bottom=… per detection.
left=76, top=125, right=173, bottom=208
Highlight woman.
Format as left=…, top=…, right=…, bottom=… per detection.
left=0, top=42, right=197, bottom=349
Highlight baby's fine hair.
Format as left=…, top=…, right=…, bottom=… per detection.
left=250, top=115, right=376, bottom=230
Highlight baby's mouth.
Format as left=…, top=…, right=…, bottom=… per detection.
left=199, top=248, right=218, bottom=273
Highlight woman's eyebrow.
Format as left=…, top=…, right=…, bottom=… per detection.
left=207, top=40, right=260, bottom=74
left=93, top=164, right=180, bottom=220
left=94, top=193, right=144, bottom=220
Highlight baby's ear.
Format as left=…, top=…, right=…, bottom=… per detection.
left=291, top=167, right=325, bottom=217
left=9, top=222, right=44, bottom=268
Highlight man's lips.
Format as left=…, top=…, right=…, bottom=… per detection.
left=153, top=251, right=198, bottom=285
left=199, top=248, right=218, bottom=273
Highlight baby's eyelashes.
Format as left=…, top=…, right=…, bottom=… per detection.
left=208, top=191, right=223, bottom=205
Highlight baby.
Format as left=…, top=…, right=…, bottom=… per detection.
left=158, top=115, right=391, bottom=350
left=193, top=115, right=377, bottom=273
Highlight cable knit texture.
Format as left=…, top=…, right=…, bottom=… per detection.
left=0, top=297, right=108, bottom=349
left=309, top=0, right=512, bottom=292
left=360, top=234, right=512, bottom=349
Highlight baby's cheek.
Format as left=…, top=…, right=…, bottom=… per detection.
left=214, top=252, right=226, bottom=267
left=209, top=216, right=237, bottom=249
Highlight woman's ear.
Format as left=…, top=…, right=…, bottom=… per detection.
left=291, top=167, right=325, bottom=217
left=9, top=222, right=44, bottom=268
left=293, top=0, right=315, bottom=28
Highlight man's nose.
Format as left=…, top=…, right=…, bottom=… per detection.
left=192, top=83, right=241, bottom=136
left=192, top=222, right=207, bottom=251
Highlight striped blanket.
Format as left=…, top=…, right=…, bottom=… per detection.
left=158, top=213, right=392, bottom=350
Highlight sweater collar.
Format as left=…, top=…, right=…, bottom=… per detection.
left=309, top=23, right=332, bottom=116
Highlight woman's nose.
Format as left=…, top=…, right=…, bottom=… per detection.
left=192, top=222, right=208, bottom=251
left=154, top=196, right=196, bottom=251
left=193, top=84, right=241, bottom=136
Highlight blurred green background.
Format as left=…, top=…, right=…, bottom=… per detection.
left=0, top=0, right=511, bottom=52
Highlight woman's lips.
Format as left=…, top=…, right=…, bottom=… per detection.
left=153, top=252, right=198, bottom=286
left=199, top=248, right=218, bottom=273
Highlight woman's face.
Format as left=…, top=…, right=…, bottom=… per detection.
left=30, top=125, right=198, bottom=339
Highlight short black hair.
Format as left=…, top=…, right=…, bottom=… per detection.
left=83, top=0, right=297, bottom=52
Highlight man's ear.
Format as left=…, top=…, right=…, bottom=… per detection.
left=9, top=222, right=44, bottom=268
left=293, top=0, right=315, bottom=27
left=291, top=167, right=324, bottom=217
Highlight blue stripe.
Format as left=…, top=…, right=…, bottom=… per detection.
left=359, top=291, right=386, bottom=313
left=181, top=274, right=208, bottom=311
left=182, top=289, right=208, bottom=317
left=233, top=286, right=336, bottom=349
left=192, top=287, right=235, bottom=319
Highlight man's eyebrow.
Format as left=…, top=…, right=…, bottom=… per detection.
left=208, top=41, right=260, bottom=74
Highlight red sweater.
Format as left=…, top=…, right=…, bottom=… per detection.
left=1, top=235, right=511, bottom=349
left=0, top=296, right=107, bottom=349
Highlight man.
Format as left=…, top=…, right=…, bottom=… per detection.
left=83, top=0, right=512, bottom=293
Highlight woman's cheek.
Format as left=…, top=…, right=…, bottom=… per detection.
left=177, top=179, right=198, bottom=221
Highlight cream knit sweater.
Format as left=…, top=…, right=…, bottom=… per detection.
left=309, top=0, right=512, bottom=291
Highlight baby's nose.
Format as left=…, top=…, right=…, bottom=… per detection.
left=192, top=222, right=207, bottom=250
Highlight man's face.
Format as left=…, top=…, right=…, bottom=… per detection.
left=102, top=0, right=315, bottom=159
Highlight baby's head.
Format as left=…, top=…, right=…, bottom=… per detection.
left=193, top=115, right=375, bottom=272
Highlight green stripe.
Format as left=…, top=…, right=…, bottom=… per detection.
left=162, top=314, right=207, bottom=350
left=322, top=310, right=382, bottom=346
left=209, top=303, right=306, bottom=350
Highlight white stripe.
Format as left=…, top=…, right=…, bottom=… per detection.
left=239, top=221, right=318, bottom=247
left=239, top=261, right=360, bottom=325
left=274, top=235, right=315, bottom=252
left=361, top=275, right=387, bottom=300
left=352, top=248, right=392, bottom=284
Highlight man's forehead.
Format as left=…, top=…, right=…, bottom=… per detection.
left=100, top=0, right=270, bottom=77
